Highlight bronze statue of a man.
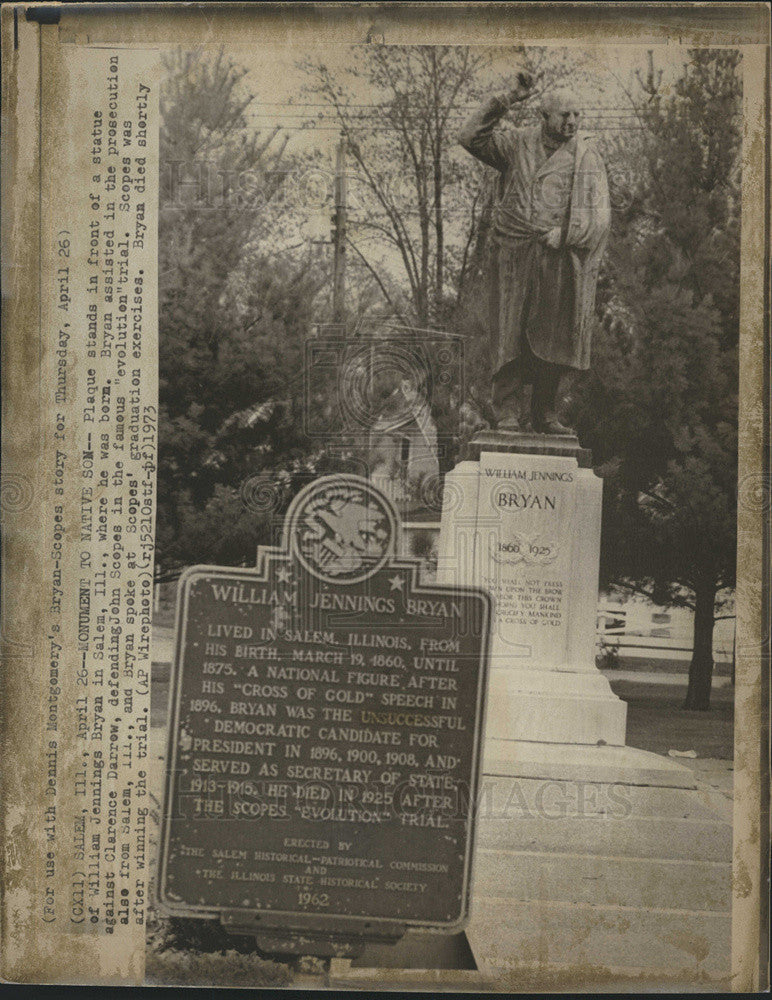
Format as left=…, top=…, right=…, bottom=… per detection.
left=459, top=83, right=611, bottom=434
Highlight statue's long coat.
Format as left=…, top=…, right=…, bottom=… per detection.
left=459, top=97, right=611, bottom=373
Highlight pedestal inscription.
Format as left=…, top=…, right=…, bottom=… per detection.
left=159, top=475, right=490, bottom=939
left=438, top=442, right=626, bottom=747
left=477, top=452, right=578, bottom=668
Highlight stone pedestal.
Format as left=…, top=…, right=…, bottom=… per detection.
left=437, top=430, right=626, bottom=748
left=430, top=433, right=731, bottom=986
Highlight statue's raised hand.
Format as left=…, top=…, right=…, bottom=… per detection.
left=504, top=71, right=534, bottom=106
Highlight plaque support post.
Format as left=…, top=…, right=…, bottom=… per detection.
left=437, top=431, right=627, bottom=751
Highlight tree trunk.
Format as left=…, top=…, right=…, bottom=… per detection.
left=683, top=582, right=716, bottom=710
left=429, top=49, right=444, bottom=324
left=419, top=206, right=430, bottom=328
left=730, top=619, right=736, bottom=686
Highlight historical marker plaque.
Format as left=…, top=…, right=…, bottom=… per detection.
left=158, top=476, right=490, bottom=934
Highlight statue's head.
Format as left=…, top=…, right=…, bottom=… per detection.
left=541, top=89, right=581, bottom=143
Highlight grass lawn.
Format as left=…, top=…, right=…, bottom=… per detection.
left=153, top=603, right=176, bottom=630
left=609, top=677, right=734, bottom=760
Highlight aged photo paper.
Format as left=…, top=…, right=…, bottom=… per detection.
left=1, top=3, right=769, bottom=992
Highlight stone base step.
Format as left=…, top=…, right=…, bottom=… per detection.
left=475, top=773, right=731, bottom=821
left=328, top=959, right=494, bottom=992
left=472, top=961, right=730, bottom=993
left=484, top=672, right=628, bottom=746
left=465, top=748, right=732, bottom=984
left=474, top=848, right=730, bottom=912
left=484, top=739, right=700, bottom=788
left=476, top=812, right=731, bottom=862
left=466, top=897, right=731, bottom=980
left=328, top=959, right=728, bottom=994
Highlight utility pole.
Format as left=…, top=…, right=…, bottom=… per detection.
left=636, top=50, right=663, bottom=100
left=332, top=136, right=347, bottom=328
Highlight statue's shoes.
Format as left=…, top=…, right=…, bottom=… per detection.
left=496, top=413, right=521, bottom=431
left=532, top=413, right=575, bottom=435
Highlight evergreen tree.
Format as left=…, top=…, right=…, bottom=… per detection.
left=157, top=50, right=328, bottom=577
left=575, top=50, right=741, bottom=710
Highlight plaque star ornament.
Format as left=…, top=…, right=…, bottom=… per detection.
left=275, top=565, right=293, bottom=583
left=388, top=574, right=404, bottom=591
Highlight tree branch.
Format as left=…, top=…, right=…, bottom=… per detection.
left=610, top=577, right=696, bottom=611
left=346, top=236, right=409, bottom=325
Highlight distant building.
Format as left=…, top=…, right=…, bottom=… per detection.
left=598, top=586, right=735, bottom=668
left=369, top=377, right=439, bottom=506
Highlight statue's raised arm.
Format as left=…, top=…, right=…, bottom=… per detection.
left=457, top=72, right=534, bottom=173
